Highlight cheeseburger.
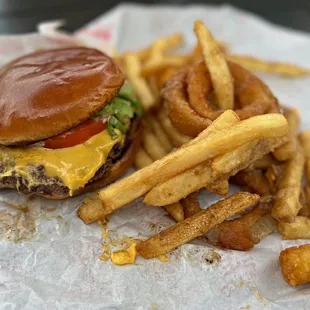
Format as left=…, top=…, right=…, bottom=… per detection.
left=0, top=47, right=142, bottom=199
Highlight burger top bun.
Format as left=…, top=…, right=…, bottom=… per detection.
left=0, top=47, right=124, bottom=146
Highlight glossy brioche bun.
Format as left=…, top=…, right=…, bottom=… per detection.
left=0, top=47, right=124, bottom=146
left=37, top=122, right=142, bottom=200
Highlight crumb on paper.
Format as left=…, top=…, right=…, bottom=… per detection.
left=240, top=305, right=251, bottom=310
left=240, top=280, right=245, bottom=287
left=183, top=246, right=221, bottom=266
left=249, top=284, right=269, bottom=307
left=150, top=304, right=159, bottom=310
left=147, top=221, right=164, bottom=234
left=204, top=249, right=221, bottom=264
left=0, top=200, right=38, bottom=242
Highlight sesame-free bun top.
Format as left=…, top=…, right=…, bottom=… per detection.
left=0, top=47, right=125, bottom=145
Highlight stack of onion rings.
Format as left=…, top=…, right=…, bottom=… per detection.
left=161, top=61, right=280, bottom=137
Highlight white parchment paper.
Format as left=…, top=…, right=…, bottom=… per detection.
left=1, top=4, right=310, bottom=310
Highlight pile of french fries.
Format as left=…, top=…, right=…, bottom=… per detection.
left=78, top=21, right=310, bottom=287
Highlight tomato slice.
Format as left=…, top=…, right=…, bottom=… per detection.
left=44, top=119, right=108, bottom=149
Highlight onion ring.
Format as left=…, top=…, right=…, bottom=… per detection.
left=161, top=60, right=280, bottom=137
left=161, top=67, right=212, bottom=137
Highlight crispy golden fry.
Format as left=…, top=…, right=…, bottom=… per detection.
left=226, top=54, right=310, bottom=77
left=299, top=186, right=310, bottom=217
left=144, top=110, right=239, bottom=205
left=145, top=114, right=173, bottom=153
left=278, top=216, right=310, bottom=239
left=265, top=164, right=284, bottom=191
left=142, top=55, right=191, bottom=77
left=194, top=21, right=234, bottom=110
left=234, top=169, right=271, bottom=196
left=134, top=145, right=182, bottom=222
left=78, top=195, right=104, bottom=225
left=145, top=161, right=211, bottom=206
left=115, top=47, right=149, bottom=63
left=206, top=202, right=275, bottom=251
left=145, top=137, right=285, bottom=206
left=206, top=179, right=229, bottom=196
left=78, top=113, right=286, bottom=223
left=212, top=137, right=286, bottom=176
left=123, top=53, right=155, bottom=110
left=279, top=244, right=310, bottom=286
left=272, top=144, right=305, bottom=222
left=182, top=193, right=202, bottom=218
left=134, top=147, right=153, bottom=170
left=118, top=33, right=184, bottom=63
left=147, top=76, right=160, bottom=103
left=164, top=202, right=184, bottom=222
left=249, top=154, right=279, bottom=169
left=137, top=192, right=260, bottom=258
left=192, top=41, right=229, bottom=59
left=141, top=33, right=186, bottom=76
left=157, top=106, right=191, bottom=147
left=141, top=126, right=167, bottom=160
left=273, top=108, right=300, bottom=161
left=212, top=141, right=258, bottom=175
left=299, top=130, right=310, bottom=156
left=299, top=130, right=310, bottom=216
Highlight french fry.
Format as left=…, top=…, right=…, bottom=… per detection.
left=298, top=186, right=310, bottom=217
left=182, top=193, right=202, bottom=218
left=234, top=169, right=271, bottom=196
left=134, top=145, right=182, bottom=222
left=299, top=130, right=310, bottom=156
left=192, top=41, right=229, bottom=59
left=226, top=54, right=310, bottom=77
left=206, top=179, right=229, bottom=196
left=145, top=114, right=173, bottom=153
left=141, top=33, right=186, bottom=76
left=78, top=113, right=286, bottom=223
left=141, top=126, right=167, bottom=160
left=279, top=244, right=310, bottom=286
left=278, top=216, right=310, bottom=239
left=212, top=137, right=287, bottom=177
left=265, top=164, right=284, bottom=192
left=134, top=147, right=153, bottom=170
left=157, top=107, right=191, bottom=147
left=299, top=130, right=310, bottom=216
left=194, top=21, right=234, bottom=110
left=272, top=144, right=305, bottom=222
left=273, top=108, right=299, bottom=161
left=123, top=53, right=155, bottom=110
left=164, top=202, right=184, bottom=222
left=147, top=76, right=160, bottom=103
left=145, top=138, right=285, bottom=206
left=206, top=202, right=275, bottom=251
left=117, top=33, right=183, bottom=63
left=249, top=154, right=279, bottom=169
left=142, top=55, right=191, bottom=77
left=144, top=110, right=239, bottom=205
left=212, top=141, right=258, bottom=175
left=136, top=192, right=260, bottom=258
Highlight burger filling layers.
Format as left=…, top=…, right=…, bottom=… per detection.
left=0, top=83, right=142, bottom=196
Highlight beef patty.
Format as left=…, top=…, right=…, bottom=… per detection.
left=0, top=117, right=140, bottom=197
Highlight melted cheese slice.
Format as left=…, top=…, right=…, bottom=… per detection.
left=0, top=130, right=123, bottom=195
